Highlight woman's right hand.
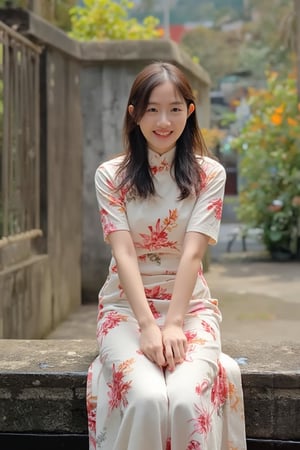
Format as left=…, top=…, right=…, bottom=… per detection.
left=139, top=323, right=166, bottom=367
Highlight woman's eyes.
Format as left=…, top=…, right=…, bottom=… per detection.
left=146, top=107, right=182, bottom=113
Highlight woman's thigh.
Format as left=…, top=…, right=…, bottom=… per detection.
left=166, top=312, right=221, bottom=398
left=97, top=309, right=167, bottom=405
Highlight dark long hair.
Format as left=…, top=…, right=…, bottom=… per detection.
left=117, top=62, right=211, bottom=199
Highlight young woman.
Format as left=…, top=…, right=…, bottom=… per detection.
left=87, top=62, right=246, bottom=450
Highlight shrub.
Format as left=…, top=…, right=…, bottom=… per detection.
left=68, top=0, right=162, bottom=41
left=233, top=72, right=300, bottom=259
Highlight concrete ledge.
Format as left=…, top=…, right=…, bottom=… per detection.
left=222, top=340, right=300, bottom=441
left=79, top=40, right=210, bottom=85
left=0, top=340, right=299, bottom=444
left=0, top=340, right=96, bottom=434
left=0, top=8, right=210, bottom=86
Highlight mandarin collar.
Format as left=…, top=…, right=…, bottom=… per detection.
left=148, top=147, right=176, bottom=167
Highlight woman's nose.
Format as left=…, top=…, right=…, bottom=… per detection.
left=157, top=112, right=171, bottom=126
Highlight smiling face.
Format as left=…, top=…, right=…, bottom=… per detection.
left=136, top=81, right=193, bottom=155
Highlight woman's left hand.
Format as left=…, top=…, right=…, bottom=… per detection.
left=162, top=325, right=187, bottom=371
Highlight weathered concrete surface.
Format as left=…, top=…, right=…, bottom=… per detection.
left=0, top=9, right=83, bottom=338
left=0, top=340, right=97, bottom=434
left=0, top=339, right=299, bottom=440
left=223, top=341, right=300, bottom=440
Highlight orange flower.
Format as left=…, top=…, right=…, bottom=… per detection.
left=274, top=104, right=285, bottom=114
left=156, top=27, right=164, bottom=37
left=267, top=71, right=278, bottom=81
left=287, top=117, right=298, bottom=126
left=271, top=113, right=283, bottom=125
left=247, top=87, right=259, bottom=96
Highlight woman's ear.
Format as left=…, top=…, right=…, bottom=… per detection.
left=188, top=103, right=195, bottom=116
left=128, top=104, right=134, bottom=116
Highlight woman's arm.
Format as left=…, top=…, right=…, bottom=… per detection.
left=162, top=231, right=210, bottom=370
left=108, top=230, right=166, bottom=367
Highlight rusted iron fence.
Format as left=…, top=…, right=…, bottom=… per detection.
left=0, top=20, right=42, bottom=243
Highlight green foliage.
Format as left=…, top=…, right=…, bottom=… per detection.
left=235, top=1, right=294, bottom=80
left=180, top=26, right=242, bottom=87
left=232, top=73, right=300, bottom=257
left=220, top=111, right=237, bottom=127
left=68, top=0, right=161, bottom=41
left=54, top=0, right=78, bottom=31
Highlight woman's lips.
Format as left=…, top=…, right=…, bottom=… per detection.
left=153, top=130, right=173, bottom=136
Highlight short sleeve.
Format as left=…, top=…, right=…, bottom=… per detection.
left=95, top=162, right=130, bottom=242
left=186, top=159, right=226, bottom=245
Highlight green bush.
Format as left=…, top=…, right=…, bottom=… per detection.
left=68, top=0, right=162, bottom=41
left=233, top=72, right=300, bottom=259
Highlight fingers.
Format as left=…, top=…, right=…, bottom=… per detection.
left=144, top=348, right=166, bottom=367
left=139, top=324, right=166, bottom=367
left=162, top=330, right=188, bottom=371
left=155, top=348, right=167, bottom=367
left=143, top=341, right=186, bottom=371
left=140, top=325, right=188, bottom=371
left=164, top=342, right=185, bottom=371
left=164, top=344, right=175, bottom=371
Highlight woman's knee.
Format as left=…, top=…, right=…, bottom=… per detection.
left=219, top=353, right=241, bottom=382
left=128, top=387, right=168, bottom=415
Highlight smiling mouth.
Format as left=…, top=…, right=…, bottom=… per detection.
left=154, top=131, right=173, bottom=136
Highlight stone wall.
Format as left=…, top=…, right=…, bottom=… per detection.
left=45, top=48, right=83, bottom=328
left=0, top=237, right=52, bottom=338
left=0, top=9, right=83, bottom=337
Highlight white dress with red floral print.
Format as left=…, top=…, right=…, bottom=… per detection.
left=87, top=148, right=246, bottom=450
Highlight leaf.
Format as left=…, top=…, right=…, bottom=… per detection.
left=268, top=229, right=283, bottom=242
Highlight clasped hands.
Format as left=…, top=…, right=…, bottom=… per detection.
left=139, top=322, right=188, bottom=371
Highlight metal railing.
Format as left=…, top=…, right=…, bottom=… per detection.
left=0, top=20, right=42, bottom=242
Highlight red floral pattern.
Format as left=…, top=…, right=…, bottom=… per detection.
left=207, top=198, right=223, bottom=220
left=100, top=208, right=117, bottom=239
left=184, top=330, right=207, bottom=362
left=105, top=178, right=128, bottom=213
left=187, top=440, right=202, bottom=450
left=97, top=303, right=104, bottom=322
left=150, top=158, right=170, bottom=175
left=107, top=359, right=134, bottom=412
left=201, top=320, right=217, bottom=341
left=195, top=380, right=209, bottom=396
left=145, top=285, right=172, bottom=300
left=98, top=311, right=128, bottom=338
left=191, top=404, right=213, bottom=436
left=148, top=300, right=162, bottom=318
left=211, top=361, right=229, bottom=411
left=135, top=209, right=178, bottom=251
